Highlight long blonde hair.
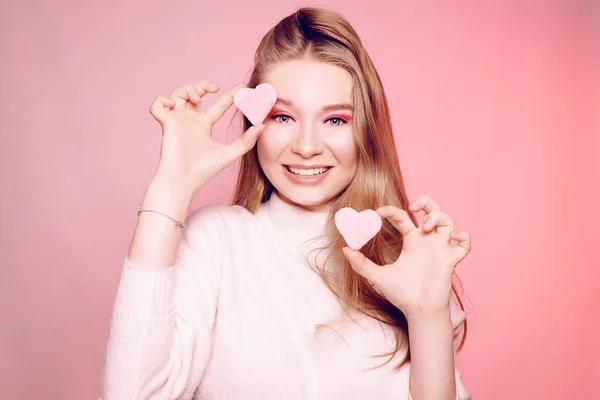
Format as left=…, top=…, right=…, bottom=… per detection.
left=231, top=6, right=467, bottom=369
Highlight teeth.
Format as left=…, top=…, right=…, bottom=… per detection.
left=288, top=166, right=330, bottom=176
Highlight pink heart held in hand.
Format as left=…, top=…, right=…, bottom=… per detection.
left=233, top=83, right=277, bottom=126
left=334, top=207, right=383, bottom=250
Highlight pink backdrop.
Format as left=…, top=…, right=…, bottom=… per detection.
left=1, top=1, right=598, bottom=398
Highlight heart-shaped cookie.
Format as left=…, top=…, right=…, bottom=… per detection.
left=334, top=207, right=383, bottom=250
left=233, top=83, right=277, bottom=126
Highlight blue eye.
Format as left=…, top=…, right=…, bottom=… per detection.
left=272, top=115, right=291, bottom=124
left=327, top=117, right=347, bottom=126
left=270, top=114, right=348, bottom=126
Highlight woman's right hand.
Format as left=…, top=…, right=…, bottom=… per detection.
left=148, top=80, right=264, bottom=195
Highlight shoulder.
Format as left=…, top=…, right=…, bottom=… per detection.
left=178, top=204, right=255, bottom=261
left=187, top=203, right=250, bottom=222
left=184, top=203, right=254, bottom=240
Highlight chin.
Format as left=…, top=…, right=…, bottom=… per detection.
left=274, top=181, right=345, bottom=211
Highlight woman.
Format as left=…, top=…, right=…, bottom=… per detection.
left=101, top=7, right=472, bottom=400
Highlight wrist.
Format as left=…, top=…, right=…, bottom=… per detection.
left=404, top=307, right=451, bottom=324
left=143, top=177, right=194, bottom=220
left=406, top=309, right=454, bottom=344
left=150, top=173, right=195, bottom=197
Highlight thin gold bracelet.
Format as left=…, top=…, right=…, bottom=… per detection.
left=137, top=204, right=187, bottom=229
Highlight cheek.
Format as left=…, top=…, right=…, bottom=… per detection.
left=257, top=130, right=285, bottom=164
left=327, top=133, right=358, bottom=167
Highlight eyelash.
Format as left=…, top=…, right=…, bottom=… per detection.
left=270, top=114, right=349, bottom=126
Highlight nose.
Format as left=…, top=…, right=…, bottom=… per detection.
left=290, top=124, right=324, bottom=158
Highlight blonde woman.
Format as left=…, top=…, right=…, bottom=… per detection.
left=102, top=7, right=472, bottom=400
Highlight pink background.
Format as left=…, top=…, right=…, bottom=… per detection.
left=1, top=1, right=598, bottom=398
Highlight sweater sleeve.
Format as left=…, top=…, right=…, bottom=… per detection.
left=100, top=206, right=225, bottom=400
left=407, top=294, right=471, bottom=400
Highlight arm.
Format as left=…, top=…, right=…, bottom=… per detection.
left=335, top=201, right=472, bottom=399
left=407, top=295, right=471, bottom=400
left=407, top=308, right=455, bottom=399
left=127, top=176, right=194, bottom=268
left=101, top=177, right=222, bottom=399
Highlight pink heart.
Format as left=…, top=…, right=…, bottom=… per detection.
left=233, top=83, right=277, bottom=126
left=334, top=207, right=383, bottom=250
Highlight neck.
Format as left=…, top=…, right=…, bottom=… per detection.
left=257, top=190, right=331, bottom=250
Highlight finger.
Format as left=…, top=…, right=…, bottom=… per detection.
left=408, top=195, right=442, bottom=217
left=205, top=82, right=246, bottom=124
left=376, top=206, right=417, bottom=236
left=187, top=86, right=201, bottom=102
left=422, top=211, right=454, bottom=234
left=149, top=96, right=175, bottom=123
left=170, top=80, right=218, bottom=99
left=161, top=97, right=176, bottom=107
left=192, top=80, right=219, bottom=97
left=186, top=86, right=202, bottom=111
left=449, top=231, right=471, bottom=262
left=342, top=247, right=381, bottom=283
left=170, top=80, right=219, bottom=109
left=225, top=123, right=265, bottom=161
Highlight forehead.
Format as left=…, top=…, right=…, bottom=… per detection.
left=263, top=59, right=354, bottom=109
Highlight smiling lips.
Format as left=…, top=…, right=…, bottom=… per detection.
left=285, top=164, right=332, bottom=176
left=282, top=164, right=333, bottom=185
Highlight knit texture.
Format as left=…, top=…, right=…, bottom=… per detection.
left=101, top=192, right=471, bottom=399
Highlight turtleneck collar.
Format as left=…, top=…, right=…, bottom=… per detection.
left=254, top=191, right=331, bottom=253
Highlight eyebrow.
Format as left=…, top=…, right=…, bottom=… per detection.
left=275, top=97, right=354, bottom=112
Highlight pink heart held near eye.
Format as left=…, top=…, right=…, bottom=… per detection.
left=334, top=207, right=383, bottom=250
left=233, top=83, right=277, bottom=126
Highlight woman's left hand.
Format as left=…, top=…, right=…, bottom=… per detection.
left=342, top=195, right=472, bottom=318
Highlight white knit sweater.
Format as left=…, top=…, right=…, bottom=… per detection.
left=101, top=192, right=471, bottom=399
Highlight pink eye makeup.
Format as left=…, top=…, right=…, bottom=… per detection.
left=328, top=114, right=353, bottom=123
left=267, top=107, right=353, bottom=124
left=268, top=106, right=287, bottom=116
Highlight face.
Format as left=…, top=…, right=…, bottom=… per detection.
left=257, top=59, right=359, bottom=212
